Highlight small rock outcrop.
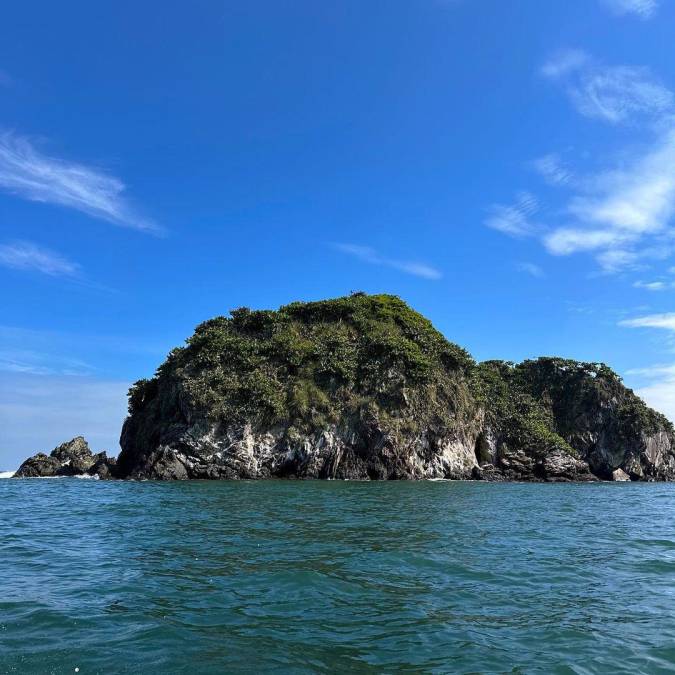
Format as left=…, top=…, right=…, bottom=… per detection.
left=112, top=294, right=675, bottom=482
left=14, top=437, right=117, bottom=478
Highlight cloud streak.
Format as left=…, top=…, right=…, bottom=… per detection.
left=532, top=154, right=573, bottom=187
left=0, top=240, right=80, bottom=277
left=484, top=192, right=538, bottom=237
left=542, top=50, right=673, bottom=124
left=620, top=313, right=675, bottom=331
left=541, top=127, right=675, bottom=272
left=516, top=262, right=545, bottom=278
left=633, top=280, right=672, bottom=291
left=0, top=132, right=157, bottom=232
left=334, top=243, right=442, bottom=280
left=0, top=349, right=93, bottom=376
left=483, top=53, right=675, bottom=273
left=601, top=0, right=658, bottom=19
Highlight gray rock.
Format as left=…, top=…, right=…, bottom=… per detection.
left=90, top=452, right=117, bottom=479
left=118, top=420, right=485, bottom=481
left=13, top=453, right=61, bottom=478
left=14, top=437, right=118, bottom=479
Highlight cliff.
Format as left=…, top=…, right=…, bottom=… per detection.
left=111, top=293, right=675, bottom=482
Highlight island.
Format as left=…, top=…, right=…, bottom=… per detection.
left=15, top=293, right=675, bottom=481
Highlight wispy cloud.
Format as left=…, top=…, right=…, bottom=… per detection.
left=542, top=127, right=675, bottom=271
left=0, top=240, right=79, bottom=277
left=516, top=262, right=545, bottom=278
left=633, top=280, right=672, bottom=291
left=503, top=52, right=675, bottom=273
left=601, top=0, right=658, bottom=19
left=619, top=312, right=675, bottom=331
left=484, top=192, right=538, bottom=237
left=0, top=132, right=157, bottom=232
left=0, top=325, right=96, bottom=377
left=0, top=349, right=93, bottom=376
left=544, top=228, right=626, bottom=256
left=532, top=154, right=573, bottom=186
left=541, top=49, right=589, bottom=79
left=490, top=52, right=675, bottom=277
left=333, top=243, right=442, bottom=280
left=569, top=133, right=675, bottom=234
left=542, top=50, right=672, bottom=124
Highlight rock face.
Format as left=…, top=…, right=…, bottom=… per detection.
left=114, top=294, right=675, bottom=482
left=14, top=437, right=117, bottom=478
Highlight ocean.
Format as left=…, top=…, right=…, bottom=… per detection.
left=2, top=478, right=675, bottom=674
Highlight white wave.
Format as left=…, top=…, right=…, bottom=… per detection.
left=5, top=472, right=100, bottom=480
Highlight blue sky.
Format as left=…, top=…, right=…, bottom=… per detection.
left=3, top=0, right=675, bottom=468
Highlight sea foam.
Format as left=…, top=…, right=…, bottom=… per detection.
left=0, top=471, right=16, bottom=479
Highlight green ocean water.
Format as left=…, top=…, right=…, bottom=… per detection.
left=2, top=479, right=675, bottom=674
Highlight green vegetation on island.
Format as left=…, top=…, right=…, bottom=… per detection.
left=16, top=293, right=675, bottom=481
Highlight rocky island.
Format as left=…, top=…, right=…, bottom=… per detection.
left=15, top=293, right=675, bottom=481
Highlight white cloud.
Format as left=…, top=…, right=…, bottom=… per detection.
left=568, top=133, right=675, bottom=235
left=627, top=364, right=675, bottom=377
left=0, top=349, right=93, bottom=376
left=601, top=0, right=658, bottom=19
left=516, top=262, right=544, bottom=278
left=484, top=192, right=538, bottom=237
left=0, top=132, right=157, bottom=232
left=532, top=154, right=573, bottom=186
left=528, top=53, right=675, bottom=271
left=541, top=126, right=675, bottom=271
left=597, top=249, right=642, bottom=273
left=490, top=55, right=675, bottom=279
left=571, top=65, right=671, bottom=124
left=541, top=49, right=589, bottom=79
left=633, top=280, right=671, bottom=291
left=0, top=240, right=79, bottom=277
left=334, top=243, right=442, bottom=280
left=544, top=228, right=627, bottom=256
left=619, top=312, right=675, bottom=331
left=542, top=51, right=672, bottom=124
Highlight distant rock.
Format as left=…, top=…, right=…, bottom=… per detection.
left=14, top=437, right=117, bottom=479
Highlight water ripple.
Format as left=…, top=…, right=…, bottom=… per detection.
left=2, top=480, right=675, bottom=673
